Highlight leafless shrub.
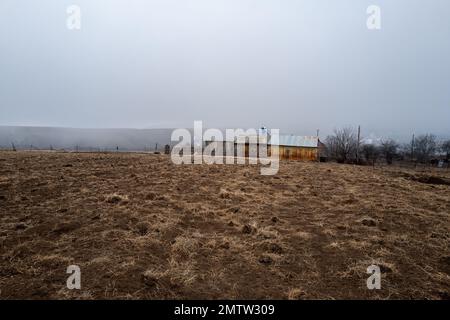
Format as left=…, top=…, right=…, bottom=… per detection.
left=380, top=139, right=398, bottom=165
left=440, top=139, right=450, bottom=160
left=397, top=143, right=412, bottom=161
left=325, top=127, right=357, bottom=163
left=361, top=144, right=380, bottom=166
left=414, top=134, right=437, bottom=163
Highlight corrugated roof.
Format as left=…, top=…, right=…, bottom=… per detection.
left=271, top=135, right=318, bottom=148
left=205, top=134, right=319, bottom=148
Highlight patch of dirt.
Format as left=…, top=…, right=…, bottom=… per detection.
left=400, top=172, right=450, bottom=186
left=0, top=151, right=449, bottom=299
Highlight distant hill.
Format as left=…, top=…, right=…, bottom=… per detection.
left=0, top=126, right=175, bottom=151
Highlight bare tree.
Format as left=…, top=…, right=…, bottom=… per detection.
left=325, top=127, right=357, bottom=163
left=361, top=143, right=380, bottom=166
left=414, top=134, right=437, bottom=163
left=397, top=143, right=412, bottom=161
left=441, top=140, right=450, bottom=160
left=324, top=135, right=338, bottom=159
left=380, top=139, right=398, bottom=165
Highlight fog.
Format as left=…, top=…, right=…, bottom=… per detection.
left=1, top=0, right=449, bottom=141
left=0, top=126, right=173, bottom=151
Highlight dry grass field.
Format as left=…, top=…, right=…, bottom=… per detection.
left=0, top=151, right=449, bottom=299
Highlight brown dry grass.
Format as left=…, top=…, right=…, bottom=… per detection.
left=0, top=151, right=449, bottom=299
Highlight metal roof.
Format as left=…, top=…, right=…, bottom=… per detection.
left=205, top=134, right=319, bottom=148
left=271, top=135, right=318, bottom=148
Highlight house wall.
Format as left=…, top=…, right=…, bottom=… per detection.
left=247, top=144, right=318, bottom=161
left=276, top=145, right=318, bottom=161
left=204, top=141, right=318, bottom=161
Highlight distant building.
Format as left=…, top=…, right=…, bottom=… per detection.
left=205, top=130, right=323, bottom=161
left=273, top=135, right=322, bottom=161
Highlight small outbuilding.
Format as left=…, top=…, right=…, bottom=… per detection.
left=272, top=135, right=321, bottom=161
left=205, top=130, right=323, bottom=161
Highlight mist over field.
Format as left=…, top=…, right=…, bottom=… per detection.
left=0, top=126, right=173, bottom=151
left=0, top=125, right=449, bottom=152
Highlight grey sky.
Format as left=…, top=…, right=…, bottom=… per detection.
left=0, top=0, right=449, bottom=139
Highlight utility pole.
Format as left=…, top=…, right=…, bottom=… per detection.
left=356, top=125, right=361, bottom=164
left=411, top=134, right=415, bottom=160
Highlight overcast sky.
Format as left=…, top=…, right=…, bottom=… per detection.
left=0, top=0, right=449, bottom=139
